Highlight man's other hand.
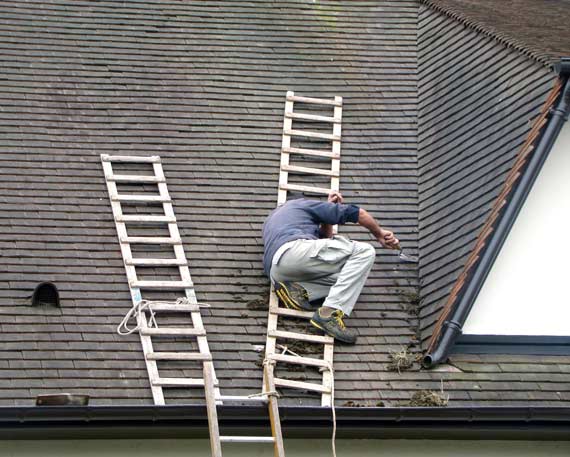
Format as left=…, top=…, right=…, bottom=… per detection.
left=378, top=229, right=399, bottom=250
left=328, top=191, right=343, bottom=204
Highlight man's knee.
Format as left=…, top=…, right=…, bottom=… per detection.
left=354, top=241, right=376, bottom=264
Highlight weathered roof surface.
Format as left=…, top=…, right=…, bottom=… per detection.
left=421, top=0, right=570, bottom=65
left=0, top=0, right=420, bottom=406
left=0, top=0, right=569, bottom=409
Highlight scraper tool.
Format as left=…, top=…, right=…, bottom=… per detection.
left=394, top=243, right=418, bottom=263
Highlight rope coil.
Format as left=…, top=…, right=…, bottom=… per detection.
left=117, top=297, right=210, bottom=336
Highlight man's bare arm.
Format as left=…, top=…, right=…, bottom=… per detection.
left=321, top=191, right=399, bottom=248
left=358, top=208, right=399, bottom=249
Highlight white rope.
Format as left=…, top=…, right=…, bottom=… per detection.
left=261, top=357, right=280, bottom=397
left=242, top=358, right=282, bottom=401
left=276, top=345, right=337, bottom=457
left=117, top=299, right=156, bottom=335
left=117, top=297, right=210, bottom=336
left=247, top=390, right=280, bottom=399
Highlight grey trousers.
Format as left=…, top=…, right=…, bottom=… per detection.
left=269, top=236, right=376, bottom=316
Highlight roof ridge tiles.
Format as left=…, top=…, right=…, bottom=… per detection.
left=419, top=0, right=555, bottom=67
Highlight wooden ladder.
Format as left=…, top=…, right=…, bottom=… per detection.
left=263, top=91, right=343, bottom=411
left=102, top=154, right=283, bottom=457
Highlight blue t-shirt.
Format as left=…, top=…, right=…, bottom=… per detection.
left=262, top=198, right=360, bottom=276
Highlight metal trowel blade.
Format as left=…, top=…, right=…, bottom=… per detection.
left=398, top=250, right=418, bottom=263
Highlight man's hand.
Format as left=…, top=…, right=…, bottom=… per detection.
left=328, top=191, right=343, bottom=204
left=377, top=229, right=399, bottom=250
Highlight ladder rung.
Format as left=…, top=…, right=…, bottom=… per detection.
left=130, top=280, right=194, bottom=289
left=152, top=377, right=205, bottom=387
left=279, top=183, right=332, bottom=195
left=220, top=436, right=275, bottom=444
left=106, top=174, right=164, bottom=183
left=283, top=146, right=340, bottom=159
left=140, top=327, right=205, bottom=336
left=101, top=154, right=161, bottom=163
left=115, top=215, right=176, bottom=223
left=126, top=258, right=188, bottom=266
left=269, top=353, right=329, bottom=368
left=269, top=330, right=333, bottom=344
left=112, top=194, right=171, bottom=203
left=271, top=307, right=313, bottom=319
left=274, top=377, right=331, bottom=393
left=120, top=236, right=182, bottom=245
left=149, top=304, right=201, bottom=312
left=146, top=352, right=212, bottom=361
left=286, top=94, right=342, bottom=106
left=281, top=164, right=338, bottom=177
left=284, top=129, right=340, bottom=141
left=286, top=112, right=339, bottom=123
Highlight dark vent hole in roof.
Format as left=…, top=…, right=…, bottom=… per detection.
left=31, top=282, right=60, bottom=308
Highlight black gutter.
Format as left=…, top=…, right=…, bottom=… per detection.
left=0, top=405, right=569, bottom=440
left=423, top=57, right=570, bottom=368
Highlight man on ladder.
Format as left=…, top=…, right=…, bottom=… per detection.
left=262, top=191, right=399, bottom=344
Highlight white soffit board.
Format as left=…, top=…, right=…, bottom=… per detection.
left=463, top=121, right=570, bottom=336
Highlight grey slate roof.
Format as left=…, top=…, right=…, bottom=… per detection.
left=0, top=0, right=569, bottom=408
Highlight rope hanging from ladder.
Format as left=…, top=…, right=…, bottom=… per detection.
left=117, top=297, right=211, bottom=336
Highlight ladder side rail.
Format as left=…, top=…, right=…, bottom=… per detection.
left=260, top=89, right=293, bottom=439
left=322, top=95, right=342, bottom=406
left=264, top=363, right=285, bottom=457
left=278, top=91, right=294, bottom=205
left=264, top=87, right=292, bottom=397
left=264, top=287, right=280, bottom=391
left=204, top=358, right=223, bottom=457
left=139, top=312, right=166, bottom=404
left=330, top=96, right=343, bottom=236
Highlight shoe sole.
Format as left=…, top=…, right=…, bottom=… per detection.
left=275, top=283, right=315, bottom=312
left=310, top=319, right=356, bottom=344
left=275, top=287, right=303, bottom=311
